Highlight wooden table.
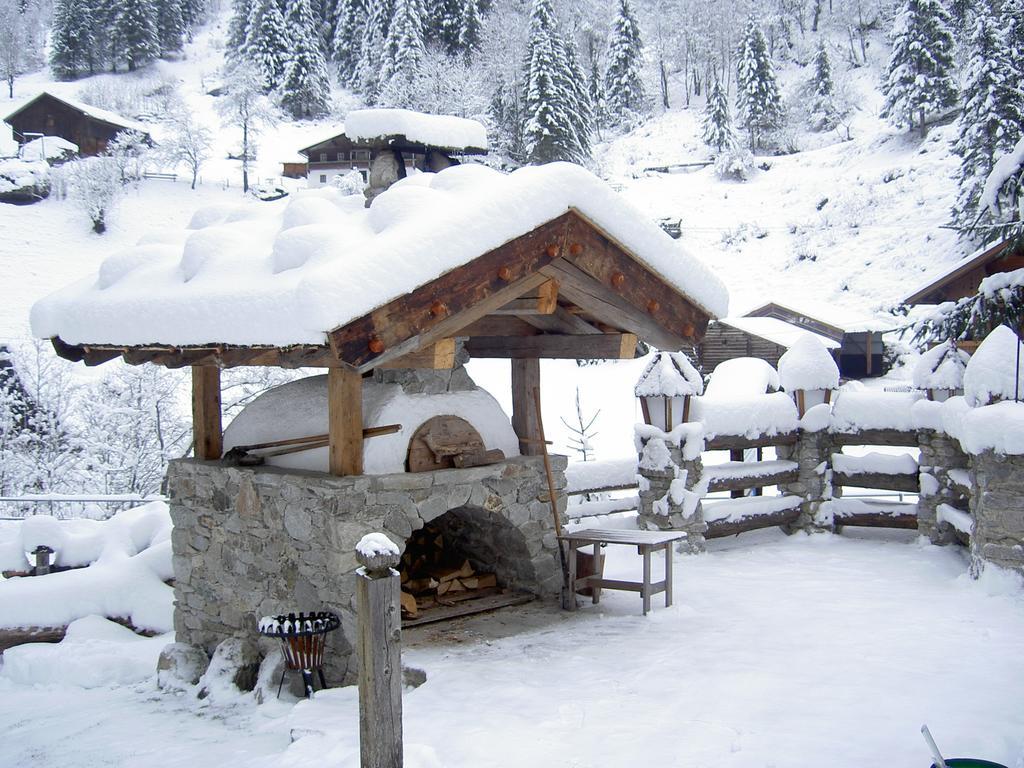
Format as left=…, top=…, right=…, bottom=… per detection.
left=558, top=528, right=688, bottom=615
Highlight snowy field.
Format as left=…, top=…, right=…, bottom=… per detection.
left=2, top=529, right=1022, bottom=768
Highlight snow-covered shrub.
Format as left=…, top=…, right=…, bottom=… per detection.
left=963, top=326, right=1024, bottom=406
left=65, top=156, right=123, bottom=234
left=714, top=147, right=754, bottom=180
left=105, top=129, right=151, bottom=185
left=331, top=169, right=366, bottom=196
left=912, top=340, right=969, bottom=394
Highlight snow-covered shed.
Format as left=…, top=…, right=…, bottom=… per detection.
left=32, top=161, right=728, bottom=674
left=297, top=108, right=488, bottom=192
left=4, top=92, right=150, bottom=157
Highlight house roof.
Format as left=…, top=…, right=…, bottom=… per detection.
left=5, top=91, right=150, bottom=138
left=720, top=316, right=841, bottom=350
left=32, top=162, right=729, bottom=372
left=903, top=238, right=1016, bottom=305
left=744, top=300, right=893, bottom=336
left=299, top=109, right=488, bottom=158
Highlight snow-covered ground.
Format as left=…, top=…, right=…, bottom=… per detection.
left=1, top=530, right=1022, bottom=768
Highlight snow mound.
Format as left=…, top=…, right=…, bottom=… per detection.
left=0, top=615, right=171, bottom=687
left=777, top=333, right=840, bottom=391
left=356, top=532, right=400, bottom=559
left=31, top=163, right=728, bottom=348
left=830, top=390, right=923, bottom=432
left=693, top=392, right=799, bottom=439
left=705, top=357, right=779, bottom=397
left=912, top=340, right=969, bottom=391
left=962, top=326, right=1024, bottom=406
left=956, top=401, right=1024, bottom=455
left=222, top=374, right=520, bottom=475
left=343, top=108, right=488, bottom=152
left=0, top=157, right=48, bottom=196
left=634, top=351, right=703, bottom=396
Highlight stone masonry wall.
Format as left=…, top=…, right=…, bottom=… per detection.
left=970, top=451, right=1024, bottom=575
left=167, top=455, right=566, bottom=685
left=917, top=429, right=969, bottom=545
left=777, top=430, right=832, bottom=532
left=636, top=441, right=706, bottom=552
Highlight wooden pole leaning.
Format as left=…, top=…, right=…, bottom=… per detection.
left=533, top=387, right=572, bottom=608
left=356, top=543, right=404, bottom=768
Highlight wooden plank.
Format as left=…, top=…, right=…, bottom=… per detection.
left=492, top=279, right=559, bottom=315
left=375, top=339, right=456, bottom=370
left=833, top=512, right=919, bottom=529
left=191, top=366, right=222, bottom=460
left=832, top=471, right=919, bottom=492
left=458, top=315, right=540, bottom=337
left=0, top=626, right=66, bottom=653
left=831, top=429, right=919, bottom=447
left=560, top=529, right=688, bottom=545
left=328, top=214, right=574, bottom=370
left=511, top=358, right=541, bottom=456
left=520, top=306, right=603, bottom=335
left=401, top=591, right=534, bottom=627
left=464, top=333, right=638, bottom=359
left=705, top=508, right=802, bottom=539
left=328, top=367, right=363, bottom=476
left=708, top=470, right=800, bottom=493
left=705, top=433, right=799, bottom=451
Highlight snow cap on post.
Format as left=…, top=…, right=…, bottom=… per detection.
left=634, top=351, right=703, bottom=397
left=912, top=340, right=970, bottom=393
left=963, top=325, right=1024, bottom=406
left=777, top=333, right=840, bottom=392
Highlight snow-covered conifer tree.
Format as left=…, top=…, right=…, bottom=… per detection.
left=951, top=2, right=1024, bottom=232
left=563, top=34, right=594, bottom=159
left=332, top=0, right=366, bottom=84
left=225, top=0, right=253, bottom=58
left=377, top=0, right=426, bottom=102
left=603, top=0, right=646, bottom=123
left=458, top=0, right=482, bottom=58
left=806, top=40, right=838, bottom=131
left=1001, top=0, right=1024, bottom=97
left=735, top=18, right=784, bottom=151
left=155, top=0, right=186, bottom=54
left=112, top=0, right=160, bottom=71
left=354, top=0, right=393, bottom=95
left=244, top=0, right=290, bottom=91
left=279, top=0, right=332, bottom=119
left=49, top=0, right=96, bottom=79
left=433, top=0, right=463, bottom=55
left=702, top=76, right=734, bottom=151
left=880, top=0, right=958, bottom=138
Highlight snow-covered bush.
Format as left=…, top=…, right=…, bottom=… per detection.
left=331, top=169, right=366, bottom=196
left=0, top=157, right=49, bottom=202
left=912, top=340, right=969, bottom=394
left=105, top=129, right=150, bottom=185
left=962, top=325, right=1024, bottom=406
left=65, top=156, right=123, bottom=234
left=714, top=147, right=754, bottom=180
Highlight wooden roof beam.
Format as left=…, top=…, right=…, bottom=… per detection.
left=463, top=333, right=638, bottom=359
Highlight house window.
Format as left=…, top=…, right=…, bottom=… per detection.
left=351, top=150, right=370, bottom=162
left=319, top=174, right=327, bottom=183
left=337, top=152, right=345, bottom=161
left=319, top=153, right=327, bottom=162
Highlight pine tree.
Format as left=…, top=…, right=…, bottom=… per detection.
left=225, top=0, right=253, bottom=58
left=434, top=0, right=462, bottom=55
left=951, top=2, right=1024, bottom=232
left=113, top=0, right=159, bottom=71
left=378, top=0, right=425, bottom=98
left=244, top=0, right=289, bottom=91
left=279, top=0, right=332, bottom=119
left=735, top=18, right=784, bottom=151
left=50, top=0, right=96, bottom=78
left=521, top=0, right=589, bottom=163
left=457, top=0, right=482, bottom=58
left=179, top=0, right=204, bottom=35
left=806, top=40, right=838, bottom=131
left=603, top=0, right=645, bottom=123
left=332, top=0, right=365, bottom=85
left=354, top=0, right=393, bottom=95
left=1001, top=0, right=1024, bottom=93
left=702, top=76, right=734, bottom=151
left=155, top=0, right=185, bottom=54
left=880, top=0, right=958, bottom=138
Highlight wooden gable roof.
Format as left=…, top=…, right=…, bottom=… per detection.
left=50, top=210, right=712, bottom=373
left=903, top=238, right=1024, bottom=305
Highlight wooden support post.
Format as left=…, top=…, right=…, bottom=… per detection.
left=191, top=366, right=222, bottom=460
left=356, top=542, right=403, bottom=768
left=329, top=367, right=363, bottom=476
left=729, top=449, right=744, bottom=499
left=511, top=358, right=542, bottom=456
left=865, top=331, right=874, bottom=376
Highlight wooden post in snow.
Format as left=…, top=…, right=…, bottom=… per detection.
left=356, top=536, right=403, bottom=768
left=191, top=366, right=222, bottom=460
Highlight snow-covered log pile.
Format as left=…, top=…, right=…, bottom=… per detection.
left=0, top=502, right=173, bottom=633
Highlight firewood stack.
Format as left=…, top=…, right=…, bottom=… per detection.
left=399, top=522, right=500, bottom=619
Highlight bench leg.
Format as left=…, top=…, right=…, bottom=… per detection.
left=642, top=546, right=652, bottom=616
left=592, top=542, right=602, bottom=604
left=566, top=541, right=577, bottom=611
left=664, top=542, right=673, bottom=607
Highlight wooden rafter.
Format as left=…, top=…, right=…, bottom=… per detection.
left=464, top=333, right=638, bottom=359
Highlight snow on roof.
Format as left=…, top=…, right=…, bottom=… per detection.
left=21, top=135, right=78, bottom=161
left=744, top=299, right=893, bottom=334
left=963, top=326, right=1024, bottom=406
left=634, top=351, right=703, bottom=397
left=721, top=316, right=840, bottom=350
left=903, top=239, right=1013, bottom=304
left=777, top=333, right=840, bottom=391
left=912, top=340, right=969, bottom=391
left=31, top=162, right=728, bottom=348
left=343, top=108, right=488, bottom=152
left=8, top=91, right=149, bottom=137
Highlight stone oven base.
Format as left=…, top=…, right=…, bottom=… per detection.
left=167, top=455, right=567, bottom=685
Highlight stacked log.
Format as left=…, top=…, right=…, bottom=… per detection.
left=399, top=523, right=499, bottom=618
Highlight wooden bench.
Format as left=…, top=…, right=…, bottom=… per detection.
left=558, top=528, right=687, bottom=615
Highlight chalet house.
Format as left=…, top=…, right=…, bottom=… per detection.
left=4, top=92, right=151, bottom=157
left=295, top=108, right=488, bottom=190
left=903, top=238, right=1024, bottom=306
left=699, top=301, right=891, bottom=379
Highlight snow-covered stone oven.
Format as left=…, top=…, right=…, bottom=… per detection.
left=31, top=158, right=727, bottom=684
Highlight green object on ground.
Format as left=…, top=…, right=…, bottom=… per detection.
left=932, top=760, right=1009, bottom=768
